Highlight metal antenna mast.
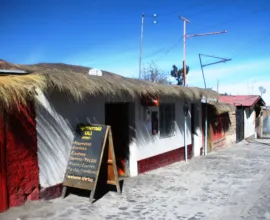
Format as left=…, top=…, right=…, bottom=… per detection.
left=199, top=53, right=231, bottom=157
left=179, top=15, right=227, bottom=86
left=139, top=13, right=157, bottom=79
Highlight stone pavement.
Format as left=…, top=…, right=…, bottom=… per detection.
left=2, top=138, right=270, bottom=220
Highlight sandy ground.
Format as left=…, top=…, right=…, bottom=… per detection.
left=1, top=138, right=270, bottom=220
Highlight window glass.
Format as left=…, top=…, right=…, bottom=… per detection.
left=151, top=111, right=159, bottom=135
left=159, top=104, right=175, bottom=137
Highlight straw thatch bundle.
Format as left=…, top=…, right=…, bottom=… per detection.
left=208, top=101, right=236, bottom=115
left=0, top=60, right=47, bottom=112
left=0, top=60, right=219, bottom=111
left=0, top=74, right=47, bottom=112
left=22, top=63, right=218, bottom=101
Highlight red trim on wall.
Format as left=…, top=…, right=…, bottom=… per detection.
left=0, top=117, right=8, bottom=213
left=5, top=103, right=39, bottom=209
left=40, top=184, right=63, bottom=200
left=138, top=145, right=192, bottom=174
left=212, top=137, right=226, bottom=151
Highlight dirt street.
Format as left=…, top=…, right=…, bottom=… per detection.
left=1, top=138, right=270, bottom=220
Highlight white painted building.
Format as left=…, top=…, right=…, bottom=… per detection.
left=35, top=88, right=206, bottom=189
left=0, top=60, right=220, bottom=209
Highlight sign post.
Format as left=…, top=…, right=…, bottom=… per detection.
left=62, top=124, right=121, bottom=202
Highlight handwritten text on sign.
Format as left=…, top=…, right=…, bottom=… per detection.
left=63, top=124, right=107, bottom=189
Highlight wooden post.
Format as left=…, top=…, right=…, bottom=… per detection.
left=89, top=127, right=109, bottom=202
left=107, top=127, right=121, bottom=193
left=61, top=186, right=67, bottom=198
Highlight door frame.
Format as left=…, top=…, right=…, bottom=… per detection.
left=105, top=102, right=133, bottom=177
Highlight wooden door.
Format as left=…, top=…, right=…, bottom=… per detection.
left=236, top=109, right=244, bottom=142
left=0, top=116, right=8, bottom=213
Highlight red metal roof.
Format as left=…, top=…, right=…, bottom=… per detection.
left=219, top=95, right=265, bottom=107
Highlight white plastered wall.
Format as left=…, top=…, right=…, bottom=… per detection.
left=35, top=89, right=197, bottom=182
left=129, top=98, right=192, bottom=176
left=35, top=89, right=105, bottom=188
left=244, top=107, right=256, bottom=138
left=192, top=103, right=202, bottom=157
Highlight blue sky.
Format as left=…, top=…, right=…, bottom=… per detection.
left=1, top=0, right=270, bottom=103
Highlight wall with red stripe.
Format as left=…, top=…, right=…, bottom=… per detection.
left=0, top=103, right=39, bottom=213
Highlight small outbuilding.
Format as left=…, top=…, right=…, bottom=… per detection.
left=219, top=95, right=265, bottom=141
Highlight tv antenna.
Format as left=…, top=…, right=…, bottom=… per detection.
left=259, top=86, right=266, bottom=96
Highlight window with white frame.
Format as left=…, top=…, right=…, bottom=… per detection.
left=159, top=103, right=175, bottom=137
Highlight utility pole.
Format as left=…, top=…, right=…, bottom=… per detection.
left=180, top=16, right=190, bottom=86
left=179, top=15, right=227, bottom=86
left=139, top=14, right=145, bottom=80
left=217, top=79, right=219, bottom=93
left=139, top=13, right=157, bottom=79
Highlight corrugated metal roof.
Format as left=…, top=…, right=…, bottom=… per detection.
left=219, top=95, right=265, bottom=107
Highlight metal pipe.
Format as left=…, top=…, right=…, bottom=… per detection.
left=184, top=102, right=188, bottom=162
left=202, top=59, right=231, bottom=68
left=184, top=112, right=187, bottom=162
left=179, top=16, right=190, bottom=86
left=199, top=54, right=207, bottom=89
left=199, top=54, right=208, bottom=156
left=204, top=102, right=208, bottom=156
left=186, top=30, right=227, bottom=38
left=198, top=53, right=230, bottom=60
left=183, top=19, right=186, bottom=86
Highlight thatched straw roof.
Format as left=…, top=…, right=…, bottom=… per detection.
left=208, top=101, right=236, bottom=115
left=0, top=60, right=219, bottom=111
left=0, top=60, right=47, bottom=112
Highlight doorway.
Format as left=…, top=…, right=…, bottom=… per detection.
left=236, top=109, right=244, bottom=142
left=191, top=103, right=201, bottom=156
left=105, top=103, right=133, bottom=177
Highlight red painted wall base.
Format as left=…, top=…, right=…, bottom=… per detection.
left=40, top=184, right=63, bottom=200
left=138, top=145, right=192, bottom=174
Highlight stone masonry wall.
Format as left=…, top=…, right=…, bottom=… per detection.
left=226, top=111, right=236, bottom=145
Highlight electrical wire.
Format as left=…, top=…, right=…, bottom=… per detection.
left=141, top=1, right=270, bottom=66
left=142, top=37, right=183, bottom=63
left=142, top=47, right=167, bottom=60
left=154, top=37, right=182, bottom=62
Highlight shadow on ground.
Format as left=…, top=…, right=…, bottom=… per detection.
left=259, top=137, right=270, bottom=140
left=246, top=138, right=270, bottom=147
left=65, top=180, right=124, bottom=203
